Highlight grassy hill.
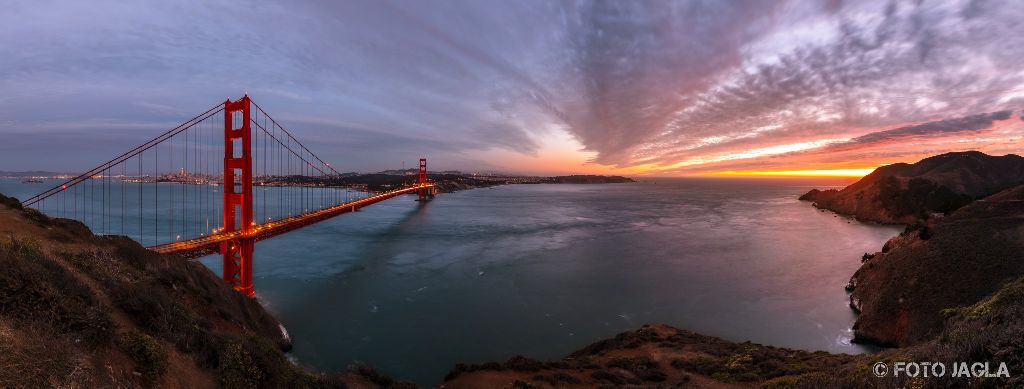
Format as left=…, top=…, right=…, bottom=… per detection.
left=0, top=193, right=412, bottom=388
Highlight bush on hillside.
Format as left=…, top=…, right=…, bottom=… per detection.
left=0, top=236, right=113, bottom=347
left=117, top=331, right=168, bottom=386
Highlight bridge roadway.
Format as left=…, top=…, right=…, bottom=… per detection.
left=149, top=183, right=435, bottom=259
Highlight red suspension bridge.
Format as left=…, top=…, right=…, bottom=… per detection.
left=22, top=95, right=435, bottom=297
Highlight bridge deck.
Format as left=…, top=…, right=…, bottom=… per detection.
left=149, top=183, right=434, bottom=259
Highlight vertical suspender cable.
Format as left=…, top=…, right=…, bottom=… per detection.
left=139, top=154, right=142, bottom=243
left=154, top=142, right=159, bottom=246
left=122, top=162, right=125, bottom=235
left=263, top=115, right=267, bottom=222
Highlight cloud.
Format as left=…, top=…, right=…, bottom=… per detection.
left=556, top=0, right=1024, bottom=170
left=831, top=110, right=1013, bottom=150
left=1, top=0, right=1024, bottom=173
left=652, top=110, right=1021, bottom=174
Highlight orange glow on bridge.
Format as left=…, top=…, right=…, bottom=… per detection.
left=149, top=183, right=436, bottom=257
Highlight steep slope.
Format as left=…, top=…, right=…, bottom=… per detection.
left=846, top=184, right=1024, bottom=346
left=800, top=151, right=1024, bottom=224
left=0, top=194, right=411, bottom=388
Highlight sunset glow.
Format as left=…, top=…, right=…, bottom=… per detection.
left=702, top=168, right=878, bottom=178
left=5, top=2, right=1024, bottom=387
left=2, top=1, right=1023, bottom=177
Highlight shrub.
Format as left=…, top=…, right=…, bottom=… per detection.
left=607, top=355, right=665, bottom=381
left=591, top=370, right=626, bottom=385
left=117, top=331, right=168, bottom=386
left=0, top=193, right=24, bottom=210
left=218, top=341, right=261, bottom=389
left=0, top=236, right=112, bottom=346
left=504, top=355, right=544, bottom=372
left=510, top=379, right=538, bottom=389
left=877, top=176, right=973, bottom=218
left=21, top=208, right=50, bottom=226
left=672, top=355, right=723, bottom=375
left=532, top=373, right=581, bottom=385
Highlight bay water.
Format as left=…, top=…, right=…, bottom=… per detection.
left=0, top=177, right=901, bottom=386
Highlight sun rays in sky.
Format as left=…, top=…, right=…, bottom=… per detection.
left=2, top=1, right=1024, bottom=177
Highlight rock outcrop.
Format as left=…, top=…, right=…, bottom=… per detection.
left=847, top=184, right=1024, bottom=346
left=800, top=151, right=1024, bottom=224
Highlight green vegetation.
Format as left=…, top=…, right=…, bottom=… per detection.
left=607, top=355, right=666, bottom=382
left=0, top=235, right=113, bottom=387
left=217, top=341, right=261, bottom=388
left=345, top=362, right=418, bottom=388
left=967, top=277, right=1024, bottom=319
left=0, top=236, right=113, bottom=347
left=530, top=372, right=581, bottom=385
left=877, top=176, right=973, bottom=218
left=21, top=207, right=50, bottom=226
left=117, top=331, right=168, bottom=385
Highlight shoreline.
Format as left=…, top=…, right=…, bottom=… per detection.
left=4, top=151, right=1023, bottom=387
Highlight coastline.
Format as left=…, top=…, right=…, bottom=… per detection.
left=4, top=154, right=1023, bottom=387
left=440, top=178, right=1024, bottom=387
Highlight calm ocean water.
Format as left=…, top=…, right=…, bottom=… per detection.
left=1, top=177, right=901, bottom=386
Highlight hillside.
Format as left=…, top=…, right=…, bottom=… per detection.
left=0, top=194, right=412, bottom=388
left=847, top=184, right=1024, bottom=346
left=800, top=151, right=1024, bottom=224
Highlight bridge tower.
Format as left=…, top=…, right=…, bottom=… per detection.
left=417, top=158, right=431, bottom=201
left=221, top=96, right=255, bottom=297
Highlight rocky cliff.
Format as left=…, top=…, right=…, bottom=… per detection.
left=799, top=151, right=1024, bottom=347
left=847, top=184, right=1024, bottom=346
left=800, top=151, right=1024, bottom=224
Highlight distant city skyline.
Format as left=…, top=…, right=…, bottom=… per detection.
left=2, top=0, right=1023, bottom=176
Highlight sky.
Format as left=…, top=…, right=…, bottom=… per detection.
left=2, top=0, right=1024, bottom=176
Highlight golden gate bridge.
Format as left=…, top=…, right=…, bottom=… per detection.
left=21, top=95, right=435, bottom=297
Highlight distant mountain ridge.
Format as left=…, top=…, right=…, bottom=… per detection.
left=800, top=151, right=1024, bottom=224
left=0, top=170, right=65, bottom=178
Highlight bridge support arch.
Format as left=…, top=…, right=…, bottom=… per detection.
left=221, top=96, right=255, bottom=297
